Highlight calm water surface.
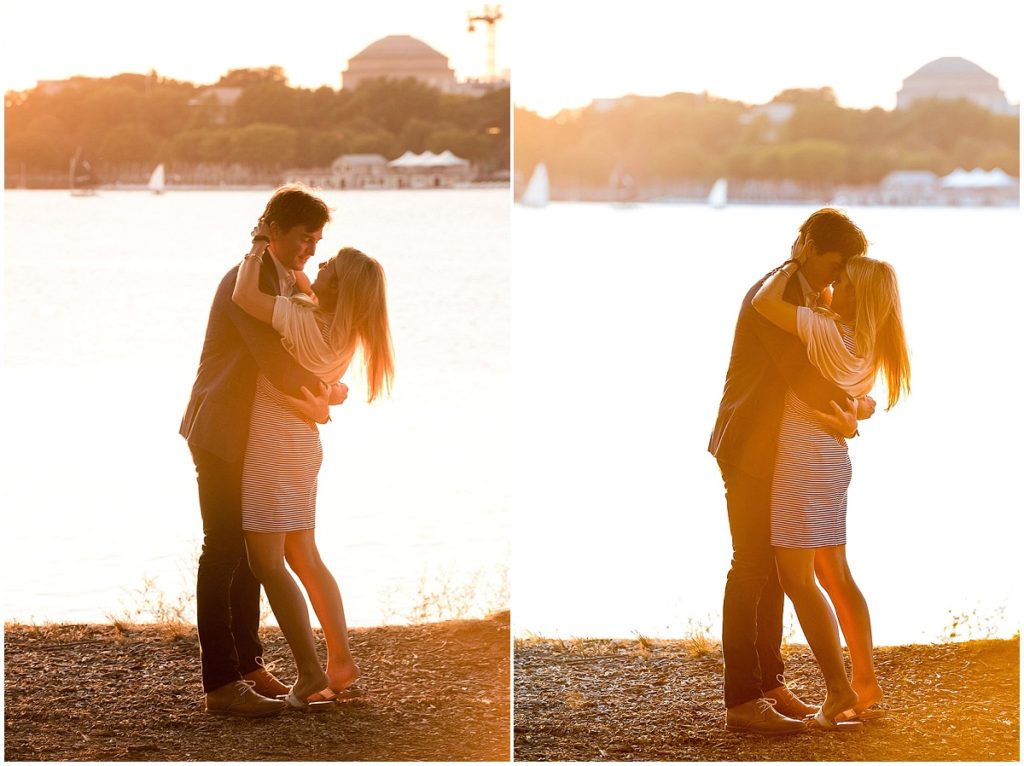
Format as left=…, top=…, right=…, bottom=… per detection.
left=3, top=188, right=509, bottom=627
left=513, top=200, right=1021, bottom=645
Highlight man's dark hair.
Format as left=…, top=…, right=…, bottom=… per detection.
left=260, top=184, right=331, bottom=233
left=799, top=208, right=867, bottom=259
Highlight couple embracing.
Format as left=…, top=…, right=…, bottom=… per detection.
left=710, top=208, right=911, bottom=733
left=180, top=185, right=394, bottom=716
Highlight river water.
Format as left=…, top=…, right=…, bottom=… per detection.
left=3, top=187, right=510, bottom=628
left=512, top=200, right=1021, bottom=645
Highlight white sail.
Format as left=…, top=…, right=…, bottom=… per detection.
left=708, top=178, right=727, bottom=208
left=148, top=163, right=166, bottom=194
left=520, top=163, right=549, bottom=207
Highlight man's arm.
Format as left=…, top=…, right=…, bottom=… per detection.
left=745, top=271, right=858, bottom=437
left=216, top=266, right=323, bottom=400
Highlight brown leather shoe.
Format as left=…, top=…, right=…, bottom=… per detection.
left=726, top=698, right=807, bottom=735
left=764, top=683, right=818, bottom=719
left=205, top=681, right=286, bottom=718
left=241, top=660, right=290, bottom=698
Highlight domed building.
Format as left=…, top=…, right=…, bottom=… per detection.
left=897, top=57, right=1015, bottom=114
left=341, top=35, right=457, bottom=92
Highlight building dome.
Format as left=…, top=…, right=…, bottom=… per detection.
left=907, top=56, right=996, bottom=82
left=342, top=35, right=456, bottom=92
left=353, top=35, right=447, bottom=62
left=897, top=57, right=1012, bottom=114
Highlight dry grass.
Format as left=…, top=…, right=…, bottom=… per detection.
left=5, top=613, right=510, bottom=762
left=514, top=634, right=1019, bottom=761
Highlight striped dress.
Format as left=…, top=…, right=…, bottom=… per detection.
left=241, top=307, right=332, bottom=534
left=770, top=320, right=857, bottom=548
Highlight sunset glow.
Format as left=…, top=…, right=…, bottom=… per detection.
left=1, top=1, right=510, bottom=94
left=511, top=0, right=1021, bottom=116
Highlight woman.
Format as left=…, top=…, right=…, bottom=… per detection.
left=751, top=243, right=910, bottom=728
left=232, top=219, right=395, bottom=710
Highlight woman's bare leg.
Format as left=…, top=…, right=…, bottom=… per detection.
left=245, top=532, right=328, bottom=700
left=815, top=545, right=882, bottom=711
left=774, top=546, right=858, bottom=720
left=284, top=530, right=360, bottom=692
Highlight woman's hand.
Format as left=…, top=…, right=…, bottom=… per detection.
left=811, top=397, right=859, bottom=438
left=790, top=235, right=812, bottom=267
left=251, top=219, right=271, bottom=244
left=281, top=382, right=331, bottom=425
left=329, top=382, right=349, bottom=406
left=233, top=218, right=276, bottom=322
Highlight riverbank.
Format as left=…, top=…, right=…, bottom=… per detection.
left=514, top=634, right=1019, bottom=761
left=4, top=613, right=509, bottom=762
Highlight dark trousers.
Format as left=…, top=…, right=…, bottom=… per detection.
left=719, top=459, right=786, bottom=708
left=190, top=445, right=263, bottom=693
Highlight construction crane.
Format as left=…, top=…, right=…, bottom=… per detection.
left=467, top=5, right=503, bottom=83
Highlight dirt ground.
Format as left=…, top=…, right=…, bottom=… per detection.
left=514, top=635, right=1019, bottom=761
left=4, top=612, right=510, bottom=762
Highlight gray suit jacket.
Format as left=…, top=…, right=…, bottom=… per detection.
left=179, top=256, right=322, bottom=463
left=708, top=269, right=851, bottom=479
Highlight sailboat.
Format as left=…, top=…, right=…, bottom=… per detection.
left=519, top=162, right=549, bottom=207
left=69, top=148, right=99, bottom=196
left=707, top=177, right=727, bottom=208
left=148, top=163, right=166, bottom=194
left=610, top=168, right=637, bottom=207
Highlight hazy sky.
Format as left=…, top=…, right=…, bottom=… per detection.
left=511, top=0, right=1022, bottom=116
left=1, top=1, right=509, bottom=92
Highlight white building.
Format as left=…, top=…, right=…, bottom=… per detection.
left=897, top=57, right=1017, bottom=115
left=282, top=151, right=472, bottom=190
left=342, top=35, right=457, bottom=93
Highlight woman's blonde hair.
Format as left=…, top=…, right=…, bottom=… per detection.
left=323, top=247, right=394, bottom=402
left=845, top=255, right=910, bottom=409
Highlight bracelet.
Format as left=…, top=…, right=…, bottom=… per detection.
left=243, top=252, right=262, bottom=261
left=252, top=235, right=270, bottom=243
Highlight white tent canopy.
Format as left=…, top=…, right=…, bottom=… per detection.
left=941, top=167, right=1017, bottom=188
left=388, top=150, right=469, bottom=168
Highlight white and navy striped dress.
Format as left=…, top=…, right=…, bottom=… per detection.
left=770, top=320, right=857, bottom=548
left=241, top=310, right=332, bottom=534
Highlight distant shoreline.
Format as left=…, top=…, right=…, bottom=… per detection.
left=512, top=197, right=1020, bottom=209
left=5, top=181, right=511, bottom=192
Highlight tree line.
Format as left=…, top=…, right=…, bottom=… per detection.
left=515, top=88, right=1019, bottom=190
left=4, top=67, right=510, bottom=185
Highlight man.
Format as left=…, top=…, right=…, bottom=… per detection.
left=708, top=208, right=870, bottom=734
left=180, top=184, right=337, bottom=717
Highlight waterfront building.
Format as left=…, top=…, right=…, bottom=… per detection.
left=282, top=151, right=473, bottom=190
left=896, top=57, right=1017, bottom=115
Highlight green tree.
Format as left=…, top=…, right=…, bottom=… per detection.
left=343, top=130, right=397, bottom=158
left=98, top=123, right=159, bottom=163
left=5, top=115, right=75, bottom=171
left=426, top=129, right=490, bottom=162
left=217, top=67, right=288, bottom=87
left=235, top=82, right=298, bottom=126
left=343, top=77, right=441, bottom=134
left=780, top=140, right=849, bottom=184
left=229, top=123, right=296, bottom=167
left=784, top=101, right=849, bottom=142
left=293, top=129, right=344, bottom=168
